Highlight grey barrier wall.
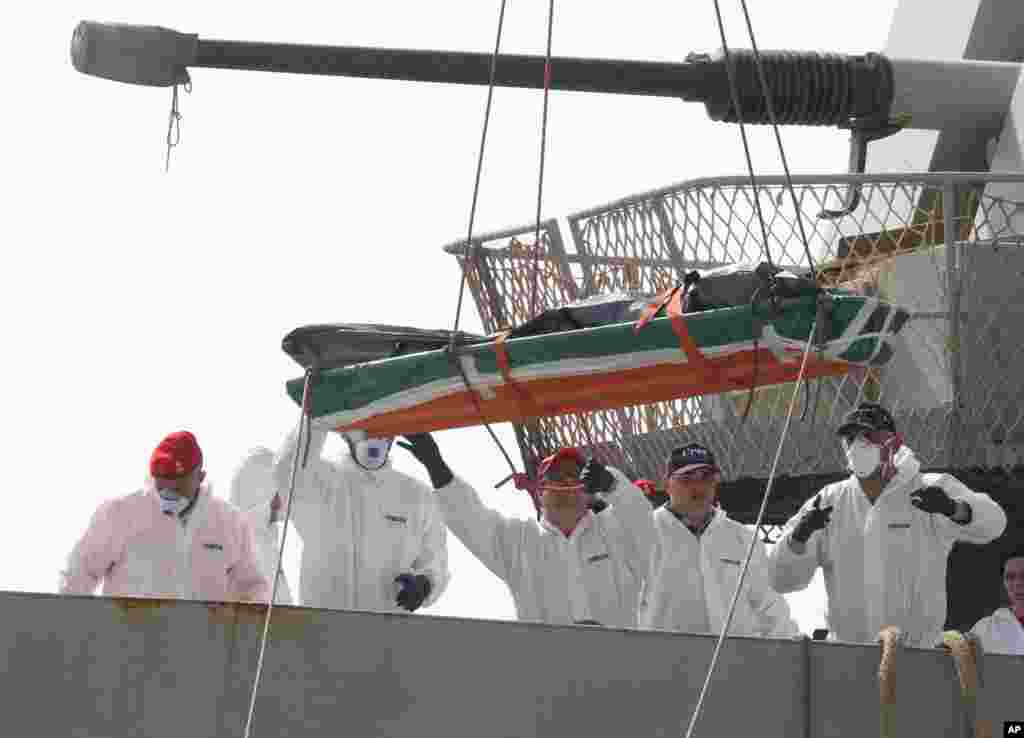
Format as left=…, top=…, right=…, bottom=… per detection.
left=2, top=591, right=1020, bottom=738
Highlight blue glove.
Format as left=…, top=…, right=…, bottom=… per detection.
left=395, top=573, right=432, bottom=612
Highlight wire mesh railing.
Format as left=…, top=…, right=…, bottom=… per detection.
left=442, top=172, right=1024, bottom=481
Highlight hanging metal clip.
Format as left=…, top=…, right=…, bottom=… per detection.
left=818, top=114, right=911, bottom=220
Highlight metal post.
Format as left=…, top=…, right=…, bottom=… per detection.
left=945, top=180, right=962, bottom=469
left=542, top=219, right=579, bottom=303
left=565, top=216, right=598, bottom=297
left=653, top=199, right=688, bottom=278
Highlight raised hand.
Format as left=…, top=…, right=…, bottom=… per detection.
left=397, top=433, right=453, bottom=489
left=581, top=459, right=615, bottom=495
left=910, top=487, right=958, bottom=518
left=792, top=494, right=833, bottom=544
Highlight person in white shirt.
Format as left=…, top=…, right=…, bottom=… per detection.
left=769, top=402, right=1007, bottom=647
left=400, top=434, right=654, bottom=628
left=970, top=548, right=1024, bottom=656
left=265, top=427, right=450, bottom=613
left=639, top=443, right=799, bottom=637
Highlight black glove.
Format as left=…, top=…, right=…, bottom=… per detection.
left=581, top=459, right=615, bottom=495
left=792, top=495, right=833, bottom=544
left=395, top=573, right=432, bottom=612
left=397, top=433, right=453, bottom=489
left=910, top=486, right=960, bottom=518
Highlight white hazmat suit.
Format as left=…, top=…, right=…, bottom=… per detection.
left=640, top=507, right=800, bottom=637
left=228, top=448, right=294, bottom=605
left=769, top=446, right=1006, bottom=648
left=272, top=428, right=449, bottom=612
left=970, top=608, right=1024, bottom=656
left=436, top=467, right=654, bottom=627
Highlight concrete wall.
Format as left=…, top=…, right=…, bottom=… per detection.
left=3, top=591, right=1020, bottom=738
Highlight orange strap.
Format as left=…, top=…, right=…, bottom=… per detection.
left=494, top=331, right=516, bottom=385
left=633, top=287, right=676, bottom=335
left=494, top=332, right=543, bottom=416
left=667, top=287, right=708, bottom=366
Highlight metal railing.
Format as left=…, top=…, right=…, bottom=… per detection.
left=443, top=172, right=1024, bottom=481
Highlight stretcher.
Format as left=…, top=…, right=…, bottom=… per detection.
left=282, top=288, right=910, bottom=437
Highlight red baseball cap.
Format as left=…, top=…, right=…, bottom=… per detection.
left=537, top=448, right=586, bottom=481
left=150, top=431, right=203, bottom=479
left=635, top=479, right=658, bottom=497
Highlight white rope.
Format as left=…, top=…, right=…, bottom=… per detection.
left=682, top=320, right=819, bottom=738
left=242, top=368, right=314, bottom=738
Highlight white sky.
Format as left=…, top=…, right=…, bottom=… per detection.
left=3, top=0, right=901, bottom=631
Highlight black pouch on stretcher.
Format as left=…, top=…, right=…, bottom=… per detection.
left=505, top=261, right=819, bottom=339
left=682, top=262, right=818, bottom=312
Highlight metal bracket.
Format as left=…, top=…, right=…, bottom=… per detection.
left=818, top=116, right=909, bottom=220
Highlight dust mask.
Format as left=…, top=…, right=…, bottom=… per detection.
left=845, top=438, right=881, bottom=478
left=353, top=438, right=392, bottom=470
left=157, top=489, right=190, bottom=516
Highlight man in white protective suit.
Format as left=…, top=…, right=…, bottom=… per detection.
left=60, top=431, right=269, bottom=603
left=228, top=448, right=294, bottom=605
left=639, top=443, right=800, bottom=637
left=970, top=547, right=1024, bottom=656
left=400, top=434, right=655, bottom=628
left=268, top=427, right=449, bottom=613
left=769, top=402, right=1007, bottom=648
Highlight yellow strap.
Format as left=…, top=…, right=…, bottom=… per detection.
left=878, top=626, right=901, bottom=738
left=943, top=630, right=993, bottom=738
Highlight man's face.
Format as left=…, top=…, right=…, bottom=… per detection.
left=666, top=467, right=719, bottom=515
left=545, top=457, right=581, bottom=483
left=539, top=458, right=586, bottom=523
left=1004, top=557, right=1024, bottom=610
left=840, top=429, right=900, bottom=480
left=155, top=467, right=204, bottom=499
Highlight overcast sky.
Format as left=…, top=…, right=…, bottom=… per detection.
left=3, top=0, right=900, bottom=629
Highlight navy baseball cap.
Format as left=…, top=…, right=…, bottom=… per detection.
left=837, top=402, right=896, bottom=438
left=668, top=443, right=719, bottom=477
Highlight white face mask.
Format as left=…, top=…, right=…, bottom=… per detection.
left=844, top=438, right=881, bottom=478
left=353, top=438, right=392, bottom=470
left=157, top=489, right=190, bottom=516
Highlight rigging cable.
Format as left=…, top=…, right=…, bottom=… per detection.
left=682, top=322, right=819, bottom=738
left=241, top=368, right=315, bottom=738
left=528, top=0, right=557, bottom=319
left=736, top=0, right=826, bottom=422
left=708, top=0, right=775, bottom=271
left=684, top=0, right=829, bottom=734
left=452, top=0, right=509, bottom=336
left=447, top=0, right=519, bottom=479
left=710, top=0, right=776, bottom=422
left=737, top=0, right=819, bottom=281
